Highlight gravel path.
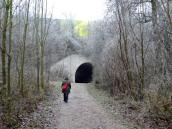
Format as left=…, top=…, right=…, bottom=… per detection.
left=56, top=83, right=127, bottom=129
left=19, top=82, right=127, bottom=129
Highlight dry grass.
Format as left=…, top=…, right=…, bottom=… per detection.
left=88, top=84, right=172, bottom=129
left=0, top=84, right=48, bottom=128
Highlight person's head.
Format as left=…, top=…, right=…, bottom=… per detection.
left=64, top=77, right=68, bottom=81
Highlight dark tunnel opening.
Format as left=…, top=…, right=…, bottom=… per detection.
left=75, top=63, right=93, bottom=83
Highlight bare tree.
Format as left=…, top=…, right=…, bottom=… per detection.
left=1, top=0, right=9, bottom=88
left=7, top=0, right=13, bottom=96
left=20, top=0, right=30, bottom=96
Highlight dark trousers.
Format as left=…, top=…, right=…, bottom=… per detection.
left=63, top=92, right=69, bottom=102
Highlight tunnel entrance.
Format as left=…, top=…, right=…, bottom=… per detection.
left=75, top=63, right=93, bottom=83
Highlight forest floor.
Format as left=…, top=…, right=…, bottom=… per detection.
left=88, top=85, right=172, bottom=129
left=18, top=82, right=131, bottom=129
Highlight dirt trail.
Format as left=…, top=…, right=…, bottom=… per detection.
left=56, top=83, right=126, bottom=129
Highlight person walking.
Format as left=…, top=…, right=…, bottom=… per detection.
left=61, top=78, right=71, bottom=103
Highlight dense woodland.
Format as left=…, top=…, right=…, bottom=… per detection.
left=0, top=0, right=172, bottom=128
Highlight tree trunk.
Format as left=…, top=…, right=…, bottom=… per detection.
left=151, top=0, right=162, bottom=74
left=20, top=0, right=30, bottom=96
left=34, top=0, right=40, bottom=92
left=7, top=0, right=13, bottom=96
left=40, top=44, right=44, bottom=89
left=1, top=0, right=9, bottom=87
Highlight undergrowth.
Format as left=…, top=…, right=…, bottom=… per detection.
left=0, top=85, right=46, bottom=128
left=87, top=84, right=172, bottom=129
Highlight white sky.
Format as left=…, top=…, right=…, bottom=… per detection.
left=47, top=0, right=106, bottom=21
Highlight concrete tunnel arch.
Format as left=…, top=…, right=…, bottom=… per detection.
left=75, top=62, right=93, bottom=83
left=50, top=55, right=93, bottom=83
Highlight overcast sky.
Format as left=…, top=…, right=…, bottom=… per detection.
left=47, top=0, right=106, bottom=21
